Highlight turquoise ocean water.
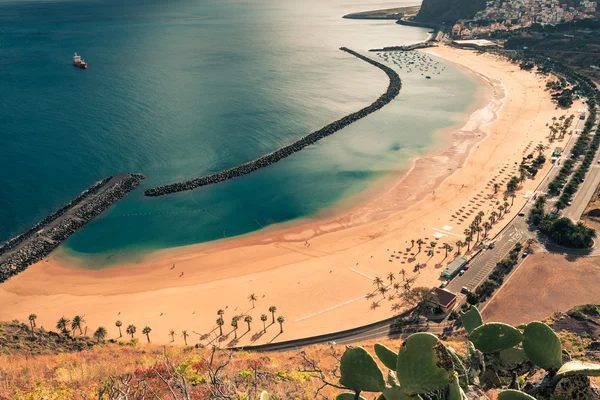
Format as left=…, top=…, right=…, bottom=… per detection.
left=0, top=0, right=480, bottom=267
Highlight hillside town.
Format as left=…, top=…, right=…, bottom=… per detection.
left=452, top=0, right=598, bottom=38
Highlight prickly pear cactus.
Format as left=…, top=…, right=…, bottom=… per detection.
left=556, top=361, right=600, bottom=379
left=522, top=321, right=562, bottom=370
left=447, top=346, right=469, bottom=387
left=339, top=346, right=385, bottom=393
left=461, top=306, right=483, bottom=334
left=448, top=373, right=466, bottom=400
left=497, top=389, right=536, bottom=399
left=470, top=323, right=523, bottom=354
left=375, top=343, right=398, bottom=371
left=396, top=333, right=455, bottom=395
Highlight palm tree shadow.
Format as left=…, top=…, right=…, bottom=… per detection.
left=251, top=331, right=265, bottom=342
left=268, top=332, right=282, bottom=344
left=227, top=338, right=240, bottom=347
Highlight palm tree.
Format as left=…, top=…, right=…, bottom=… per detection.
left=493, top=183, right=500, bottom=194
left=217, top=309, right=225, bottom=318
left=126, top=325, right=136, bottom=338
left=442, top=243, right=452, bottom=258
left=510, top=193, right=516, bottom=207
left=456, top=241, right=463, bottom=255
left=410, top=239, right=415, bottom=248
left=115, top=320, right=123, bottom=338
left=260, top=314, right=268, bottom=333
left=430, top=241, right=437, bottom=250
left=216, top=318, right=224, bottom=336
left=94, top=327, right=107, bottom=343
left=56, top=316, right=71, bottom=336
left=277, top=316, right=285, bottom=333
left=182, top=330, right=189, bottom=346
left=535, top=143, right=545, bottom=156
left=464, top=229, right=472, bottom=239
left=490, top=211, right=497, bottom=224
left=244, top=315, right=253, bottom=331
left=72, top=315, right=85, bottom=336
left=498, top=205, right=505, bottom=218
left=248, top=293, right=258, bottom=309
left=142, top=326, right=152, bottom=343
left=169, top=330, right=176, bottom=342
left=387, top=272, right=395, bottom=285
left=393, top=282, right=401, bottom=292
left=378, top=286, right=389, bottom=298
left=28, top=314, right=37, bottom=331
left=465, top=236, right=472, bottom=252
left=483, top=222, right=492, bottom=238
left=504, top=201, right=510, bottom=213
left=231, top=317, right=239, bottom=338
left=269, top=306, right=277, bottom=324
left=373, top=276, right=384, bottom=289
left=475, top=226, right=483, bottom=243
left=416, top=239, right=424, bottom=253
left=399, top=269, right=406, bottom=281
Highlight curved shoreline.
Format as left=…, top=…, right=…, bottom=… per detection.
left=144, top=47, right=402, bottom=197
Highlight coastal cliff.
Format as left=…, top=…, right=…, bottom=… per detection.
left=415, top=0, right=486, bottom=23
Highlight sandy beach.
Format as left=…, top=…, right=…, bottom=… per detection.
left=0, top=47, right=576, bottom=346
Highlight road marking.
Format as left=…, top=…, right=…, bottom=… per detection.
left=432, top=228, right=464, bottom=238
left=443, top=225, right=453, bottom=231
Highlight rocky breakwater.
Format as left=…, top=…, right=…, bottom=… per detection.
left=145, top=47, right=402, bottom=197
left=0, top=173, right=145, bottom=283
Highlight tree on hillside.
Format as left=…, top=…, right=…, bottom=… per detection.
left=72, top=315, right=85, bottom=336
left=260, top=314, right=268, bottom=333
left=244, top=315, right=253, bottom=331
left=269, top=306, right=277, bottom=324
left=28, top=314, right=37, bottom=330
left=231, top=316, right=239, bottom=339
left=142, top=326, right=152, bottom=343
left=127, top=324, right=136, bottom=338
left=94, top=327, right=107, bottom=343
left=277, top=316, right=285, bottom=334
left=56, top=316, right=71, bottom=336
left=182, top=330, right=189, bottom=346
left=248, top=293, right=258, bottom=309
left=115, top=320, right=123, bottom=338
left=216, top=318, right=224, bottom=336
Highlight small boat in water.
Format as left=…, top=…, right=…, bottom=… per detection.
left=73, top=53, right=88, bottom=69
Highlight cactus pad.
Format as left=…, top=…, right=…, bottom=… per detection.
left=460, top=307, right=483, bottom=334
left=522, top=321, right=562, bottom=370
left=339, top=346, right=385, bottom=392
left=448, top=373, right=465, bottom=400
left=396, top=333, right=455, bottom=395
left=260, top=391, right=269, bottom=400
left=555, top=361, right=600, bottom=379
left=497, top=389, right=536, bottom=400
left=375, top=344, right=398, bottom=371
left=470, top=323, right=523, bottom=354
left=381, top=385, right=422, bottom=400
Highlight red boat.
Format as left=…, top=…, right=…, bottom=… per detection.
left=73, top=53, right=88, bottom=69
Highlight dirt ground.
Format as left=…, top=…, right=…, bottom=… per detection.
left=482, top=253, right=600, bottom=326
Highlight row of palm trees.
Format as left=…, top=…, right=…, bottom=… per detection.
left=215, top=304, right=285, bottom=339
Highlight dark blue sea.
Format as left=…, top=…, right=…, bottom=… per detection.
left=0, top=0, right=479, bottom=267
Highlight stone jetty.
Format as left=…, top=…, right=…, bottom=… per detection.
left=0, top=173, right=145, bottom=283
left=145, top=47, right=402, bottom=197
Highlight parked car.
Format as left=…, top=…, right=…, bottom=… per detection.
left=459, top=270, right=466, bottom=276
left=460, top=287, right=469, bottom=294
left=522, top=250, right=530, bottom=258
left=463, top=265, right=470, bottom=271
left=488, top=241, right=495, bottom=249
left=518, top=212, right=525, bottom=217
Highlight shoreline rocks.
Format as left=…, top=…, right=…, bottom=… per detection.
left=145, top=47, right=402, bottom=197
left=0, top=173, right=145, bottom=283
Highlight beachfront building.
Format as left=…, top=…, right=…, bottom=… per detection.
left=433, top=288, right=458, bottom=313
left=440, top=256, right=468, bottom=279
left=452, top=39, right=502, bottom=50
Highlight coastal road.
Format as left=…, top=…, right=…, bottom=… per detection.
left=563, top=165, right=600, bottom=221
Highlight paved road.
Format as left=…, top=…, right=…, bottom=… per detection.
left=563, top=165, right=600, bottom=221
